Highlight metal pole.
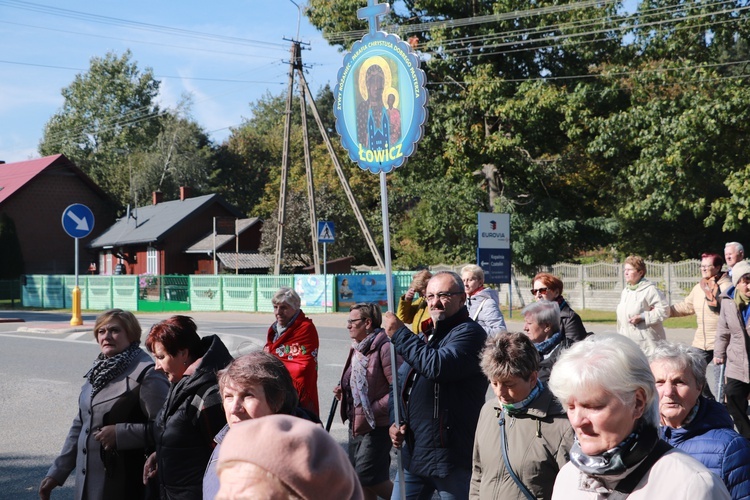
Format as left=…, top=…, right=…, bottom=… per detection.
left=323, top=242, right=328, bottom=313
left=70, top=238, right=82, bottom=326
left=380, top=171, right=405, bottom=498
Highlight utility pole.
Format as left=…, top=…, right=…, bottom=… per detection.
left=273, top=39, right=385, bottom=274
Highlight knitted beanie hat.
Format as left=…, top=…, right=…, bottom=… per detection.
left=732, top=261, right=750, bottom=287
left=218, top=414, right=363, bottom=500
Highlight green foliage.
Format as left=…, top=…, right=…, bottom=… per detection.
left=39, top=50, right=162, bottom=204
left=0, top=213, right=24, bottom=279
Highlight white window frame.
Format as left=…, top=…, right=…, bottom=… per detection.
left=146, top=246, right=158, bottom=275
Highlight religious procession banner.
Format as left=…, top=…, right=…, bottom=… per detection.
left=334, top=30, right=428, bottom=173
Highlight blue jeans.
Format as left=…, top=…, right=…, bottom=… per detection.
left=391, top=468, right=471, bottom=500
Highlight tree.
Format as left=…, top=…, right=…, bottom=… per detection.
left=39, top=50, right=162, bottom=205
left=0, top=213, right=24, bottom=279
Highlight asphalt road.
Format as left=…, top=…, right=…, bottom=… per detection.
left=0, top=309, right=696, bottom=499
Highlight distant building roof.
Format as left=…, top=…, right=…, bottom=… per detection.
left=216, top=252, right=273, bottom=270
left=89, top=193, right=242, bottom=248
left=0, top=154, right=109, bottom=205
left=184, top=217, right=262, bottom=253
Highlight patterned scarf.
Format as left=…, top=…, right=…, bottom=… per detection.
left=569, top=423, right=658, bottom=477
left=350, top=330, right=379, bottom=430
left=85, top=341, right=142, bottom=397
left=502, top=379, right=544, bottom=415
left=535, top=331, right=564, bottom=356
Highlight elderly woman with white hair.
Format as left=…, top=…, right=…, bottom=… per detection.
left=522, top=300, right=571, bottom=383
left=650, top=341, right=750, bottom=499
left=264, top=287, right=320, bottom=417
left=549, top=334, right=730, bottom=499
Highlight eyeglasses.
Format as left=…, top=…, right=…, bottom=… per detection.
left=530, top=287, right=549, bottom=295
left=346, top=318, right=366, bottom=326
left=424, top=291, right=463, bottom=302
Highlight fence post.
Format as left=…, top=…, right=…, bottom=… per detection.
left=580, top=264, right=586, bottom=310
left=665, top=263, right=672, bottom=304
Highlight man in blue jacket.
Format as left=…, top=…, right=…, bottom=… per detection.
left=384, top=271, right=488, bottom=500
left=651, top=341, right=750, bottom=500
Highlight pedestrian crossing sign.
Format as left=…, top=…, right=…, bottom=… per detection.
left=317, top=221, right=335, bottom=243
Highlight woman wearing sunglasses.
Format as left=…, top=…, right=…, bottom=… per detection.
left=531, top=272, right=588, bottom=342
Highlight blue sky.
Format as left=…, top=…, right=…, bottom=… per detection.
left=1, top=0, right=344, bottom=163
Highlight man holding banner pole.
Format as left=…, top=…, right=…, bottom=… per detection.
left=383, top=272, right=488, bottom=499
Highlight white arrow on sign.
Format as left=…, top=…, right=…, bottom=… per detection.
left=67, top=210, right=90, bottom=231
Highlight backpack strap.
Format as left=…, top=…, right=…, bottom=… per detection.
left=471, top=297, right=487, bottom=321
left=608, top=439, right=673, bottom=499
left=498, top=415, right=535, bottom=500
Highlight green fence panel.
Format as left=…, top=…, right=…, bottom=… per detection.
left=22, top=275, right=44, bottom=307
left=62, top=275, right=88, bottom=310
left=256, top=276, right=294, bottom=312
left=191, top=275, right=223, bottom=312
left=394, top=272, right=415, bottom=301
left=43, top=275, right=66, bottom=309
left=222, top=276, right=257, bottom=312
left=112, top=276, right=138, bottom=310
left=87, top=276, right=113, bottom=310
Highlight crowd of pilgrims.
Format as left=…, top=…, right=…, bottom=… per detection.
left=39, top=245, right=750, bottom=499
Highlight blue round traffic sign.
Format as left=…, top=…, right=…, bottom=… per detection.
left=61, top=203, right=95, bottom=239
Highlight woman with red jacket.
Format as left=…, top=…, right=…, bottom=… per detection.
left=264, top=287, right=320, bottom=417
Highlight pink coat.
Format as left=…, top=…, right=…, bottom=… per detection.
left=339, top=330, right=402, bottom=436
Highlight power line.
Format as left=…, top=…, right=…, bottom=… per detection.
left=0, top=0, right=288, bottom=50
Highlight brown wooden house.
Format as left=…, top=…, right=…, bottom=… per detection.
left=0, top=154, right=116, bottom=275
left=88, top=189, right=260, bottom=275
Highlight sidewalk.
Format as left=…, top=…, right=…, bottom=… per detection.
left=1, top=309, right=697, bottom=344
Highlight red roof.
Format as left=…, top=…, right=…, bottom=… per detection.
left=0, top=154, right=64, bottom=204
left=0, top=154, right=109, bottom=205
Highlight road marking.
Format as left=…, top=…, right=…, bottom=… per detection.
left=65, top=331, right=90, bottom=340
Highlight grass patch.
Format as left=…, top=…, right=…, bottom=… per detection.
left=501, top=306, right=699, bottom=328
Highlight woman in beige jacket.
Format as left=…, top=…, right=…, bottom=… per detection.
left=670, top=252, right=730, bottom=398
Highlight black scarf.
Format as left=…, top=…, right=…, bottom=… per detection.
left=85, top=342, right=142, bottom=397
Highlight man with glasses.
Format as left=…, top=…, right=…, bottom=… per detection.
left=383, top=271, right=488, bottom=499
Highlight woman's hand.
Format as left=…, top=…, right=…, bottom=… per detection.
left=333, top=385, right=342, bottom=401
left=143, top=452, right=158, bottom=485
left=714, top=357, right=725, bottom=365
left=39, top=476, right=59, bottom=500
left=404, top=288, right=416, bottom=302
left=94, top=425, right=117, bottom=451
left=628, top=314, right=644, bottom=325
left=389, top=423, right=407, bottom=449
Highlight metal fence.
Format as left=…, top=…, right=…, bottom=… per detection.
left=19, top=260, right=703, bottom=313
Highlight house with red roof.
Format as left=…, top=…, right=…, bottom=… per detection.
left=0, top=154, right=116, bottom=275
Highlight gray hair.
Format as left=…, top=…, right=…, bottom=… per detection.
left=431, top=271, right=464, bottom=293
left=271, top=287, right=301, bottom=311
left=461, top=264, right=485, bottom=282
left=521, top=300, right=561, bottom=333
left=480, top=332, right=540, bottom=382
left=649, top=341, right=706, bottom=389
left=726, top=241, right=745, bottom=254
left=548, top=334, right=659, bottom=428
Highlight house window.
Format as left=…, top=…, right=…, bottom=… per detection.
left=147, top=246, right=158, bottom=275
